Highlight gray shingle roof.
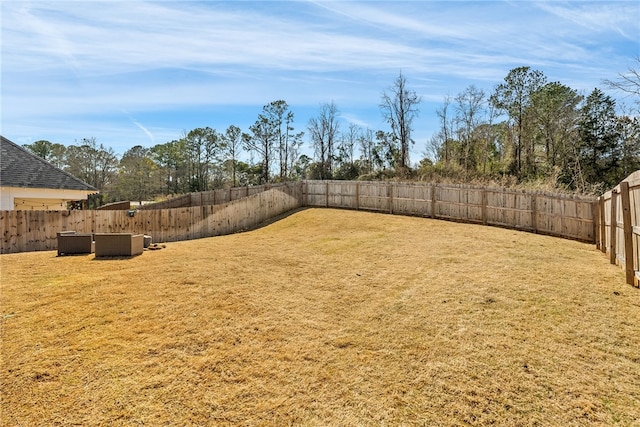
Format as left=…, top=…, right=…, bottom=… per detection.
left=0, top=136, right=97, bottom=192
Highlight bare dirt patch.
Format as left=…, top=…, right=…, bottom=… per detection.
left=1, top=208, right=639, bottom=425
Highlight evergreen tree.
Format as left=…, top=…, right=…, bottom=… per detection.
left=577, top=89, right=620, bottom=189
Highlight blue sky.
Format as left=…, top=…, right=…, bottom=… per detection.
left=2, top=1, right=638, bottom=162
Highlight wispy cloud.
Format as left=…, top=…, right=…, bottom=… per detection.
left=1, top=0, right=637, bottom=154
left=5, top=1, right=626, bottom=85
left=123, top=110, right=155, bottom=145
left=534, top=1, right=639, bottom=40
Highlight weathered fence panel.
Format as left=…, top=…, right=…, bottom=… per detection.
left=97, top=201, right=131, bottom=210
left=358, top=182, right=389, bottom=212
left=303, top=181, right=327, bottom=207
left=302, top=180, right=596, bottom=243
left=598, top=171, right=640, bottom=286
left=393, top=182, right=431, bottom=217
left=328, top=181, right=358, bottom=209
left=137, top=183, right=293, bottom=211
left=435, top=185, right=484, bottom=224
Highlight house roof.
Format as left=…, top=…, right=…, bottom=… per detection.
left=0, top=136, right=97, bottom=192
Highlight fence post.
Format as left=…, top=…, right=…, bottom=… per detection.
left=620, top=181, right=635, bottom=285
left=593, top=196, right=602, bottom=251
left=325, top=182, right=329, bottom=208
left=610, top=189, right=618, bottom=265
left=531, top=193, right=537, bottom=233
left=598, top=197, right=607, bottom=253
left=431, top=184, right=437, bottom=219
left=388, top=182, right=394, bottom=214
left=481, top=187, right=488, bottom=225
left=355, top=182, right=360, bottom=210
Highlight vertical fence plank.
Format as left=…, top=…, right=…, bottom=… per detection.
left=481, top=188, right=488, bottom=225
left=1, top=210, right=9, bottom=254
left=15, top=210, right=26, bottom=253
left=597, top=197, right=604, bottom=252
left=7, top=210, right=17, bottom=253
left=325, top=182, right=329, bottom=208
left=610, top=190, right=618, bottom=265
left=600, top=197, right=606, bottom=254
left=431, top=184, right=436, bottom=218
left=620, top=182, right=635, bottom=284
left=531, top=194, right=537, bottom=233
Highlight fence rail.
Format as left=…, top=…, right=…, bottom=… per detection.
left=596, top=171, right=640, bottom=287
left=1, top=180, right=600, bottom=255
left=303, top=180, right=596, bottom=242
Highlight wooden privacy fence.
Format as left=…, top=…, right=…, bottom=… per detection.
left=0, top=184, right=302, bottom=254
left=303, top=180, right=597, bottom=242
left=1, top=180, right=599, bottom=254
left=596, top=171, right=640, bottom=287
left=138, top=183, right=290, bottom=210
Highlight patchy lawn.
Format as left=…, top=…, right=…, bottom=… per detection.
left=1, top=208, right=639, bottom=426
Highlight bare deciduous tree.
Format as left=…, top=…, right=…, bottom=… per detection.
left=603, top=56, right=640, bottom=99
left=308, top=102, right=340, bottom=180
left=380, top=71, right=421, bottom=176
left=222, top=125, right=242, bottom=187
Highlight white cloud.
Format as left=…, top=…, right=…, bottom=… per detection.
left=123, top=111, right=155, bottom=145
left=2, top=0, right=638, bottom=153
left=535, top=1, right=639, bottom=40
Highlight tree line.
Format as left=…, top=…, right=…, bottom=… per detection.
left=428, top=65, right=639, bottom=192
left=24, top=62, right=640, bottom=205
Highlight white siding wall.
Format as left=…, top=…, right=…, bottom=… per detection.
left=0, top=186, right=92, bottom=210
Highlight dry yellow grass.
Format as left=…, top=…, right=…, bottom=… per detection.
left=1, top=208, right=639, bottom=426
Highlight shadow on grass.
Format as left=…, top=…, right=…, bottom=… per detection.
left=92, top=255, right=143, bottom=261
